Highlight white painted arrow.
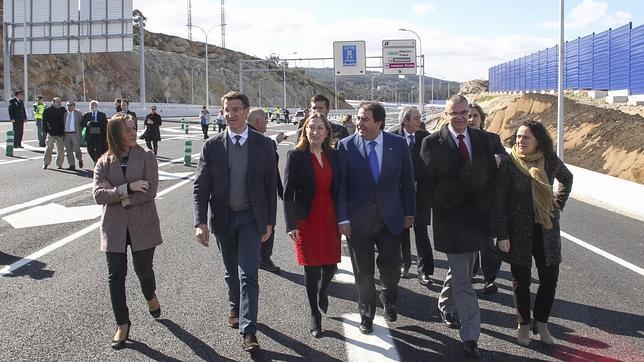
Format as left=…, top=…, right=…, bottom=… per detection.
left=3, top=203, right=101, bottom=229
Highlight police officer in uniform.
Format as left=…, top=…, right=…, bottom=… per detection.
left=8, top=90, right=27, bottom=148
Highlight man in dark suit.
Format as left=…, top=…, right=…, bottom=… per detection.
left=81, top=100, right=108, bottom=162
left=8, top=90, right=27, bottom=148
left=193, top=92, right=277, bottom=353
left=296, top=95, right=349, bottom=147
left=120, top=99, right=137, bottom=130
left=419, top=94, right=497, bottom=358
left=337, top=101, right=415, bottom=334
left=247, top=107, right=284, bottom=274
left=389, top=106, right=434, bottom=286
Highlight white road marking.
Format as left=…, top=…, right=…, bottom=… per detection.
left=0, top=174, right=195, bottom=276
left=3, top=203, right=102, bottom=229
left=561, top=231, right=644, bottom=276
left=342, top=313, right=400, bottom=362
left=158, top=171, right=194, bottom=181
left=334, top=255, right=356, bottom=284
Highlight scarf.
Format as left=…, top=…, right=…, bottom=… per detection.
left=510, top=145, right=556, bottom=229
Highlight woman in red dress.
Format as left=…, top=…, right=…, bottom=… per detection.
left=283, top=113, right=342, bottom=338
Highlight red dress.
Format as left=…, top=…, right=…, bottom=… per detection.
left=295, top=153, right=341, bottom=266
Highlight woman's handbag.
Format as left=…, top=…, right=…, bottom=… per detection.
left=139, top=128, right=149, bottom=140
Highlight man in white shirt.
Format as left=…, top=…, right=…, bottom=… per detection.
left=63, top=101, right=84, bottom=171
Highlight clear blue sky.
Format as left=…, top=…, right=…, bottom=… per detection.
left=139, top=0, right=643, bottom=81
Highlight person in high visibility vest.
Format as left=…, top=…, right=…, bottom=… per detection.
left=33, top=95, right=47, bottom=147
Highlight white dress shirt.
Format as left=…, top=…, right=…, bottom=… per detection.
left=65, top=112, right=75, bottom=133
left=447, top=124, right=471, bottom=157
left=227, top=126, right=249, bottom=146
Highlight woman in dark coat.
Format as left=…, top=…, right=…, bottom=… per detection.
left=143, top=105, right=162, bottom=155
left=494, top=120, right=573, bottom=347
left=468, top=103, right=508, bottom=294
left=283, top=113, right=341, bottom=338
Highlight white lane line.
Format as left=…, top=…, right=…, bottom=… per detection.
left=0, top=174, right=195, bottom=277
left=0, top=153, right=200, bottom=217
left=561, top=231, right=644, bottom=277
left=342, top=313, right=400, bottom=362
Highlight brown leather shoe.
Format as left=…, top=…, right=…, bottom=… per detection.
left=241, top=333, right=260, bottom=352
left=228, top=308, right=239, bottom=328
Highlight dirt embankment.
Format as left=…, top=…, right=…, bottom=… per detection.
left=474, top=93, right=644, bottom=184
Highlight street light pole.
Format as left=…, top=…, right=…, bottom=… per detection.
left=190, top=64, right=200, bottom=104
left=557, top=0, right=565, bottom=160
left=134, top=15, right=147, bottom=109
left=399, top=28, right=423, bottom=112
left=371, top=74, right=381, bottom=100
left=258, top=77, right=267, bottom=107
left=191, top=24, right=222, bottom=111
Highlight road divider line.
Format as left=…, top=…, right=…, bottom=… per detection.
left=0, top=174, right=194, bottom=277
left=342, top=313, right=399, bottom=362
left=561, top=231, right=644, bottom=277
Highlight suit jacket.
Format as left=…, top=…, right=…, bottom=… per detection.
left=283, top=148, right=341, bottom=231
left=193, top=128, right=277, bottom=234
left=248, top=124, right=283, bottom=199
left=337, top=131, right=416, bottom=237
left=93, top=146, right=162, bottom=253
left=419, top=125, right=497, bottom=253
left=389, top=125, right=431, bottom=225
left=82, top=111, right=108, bottom=139
left=63, top=110, right=83, bottom=141
left=43, top=106, right=66, bottom=136
left=8, top=97, right=27, bottom=122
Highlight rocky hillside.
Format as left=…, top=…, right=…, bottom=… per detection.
left=0, top=19, right=349, bottom=109
left=471, top=93, right=644, bottom=184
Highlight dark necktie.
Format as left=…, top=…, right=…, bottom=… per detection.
left=234, top=135, right=242, bottom=147
left=408, top=134, right=415, bottom=154
left=457, top=134, right=470, bottom=162
left=368, top=141, right=379, bottom=182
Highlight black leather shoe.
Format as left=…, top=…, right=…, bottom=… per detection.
left=383, top=303, right=397, bottom=322
left=242, top=333, right=260, bottom=352
left=482, top=282, right=498, bottom=295
left=110, top=321, right=131, bottom=349
left=439, top=310, right=461, bottom=329
left=259, top=259, right=281, bottom=274
left=359, top=320, right=373, bottom=334
left=42, top=164, right=48, bottom=169
left=228, top=308, right=239, bottom=328
left=419, top=274, right=433, bottom=286
left=400, top=266, right=410, bottom=278
left=463, top=340, right=481, bottom=358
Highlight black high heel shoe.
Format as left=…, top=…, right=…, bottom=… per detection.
left=148, top=296, right=161, bottom=319
left=309, top=313, right=322, bottom=338
left=111, top=321, right=131, bottom=349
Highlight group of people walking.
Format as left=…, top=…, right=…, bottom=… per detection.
left=92, top=91, right=572, bottom=358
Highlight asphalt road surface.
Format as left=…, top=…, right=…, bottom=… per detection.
left=1, top=118, right=642, bottom=361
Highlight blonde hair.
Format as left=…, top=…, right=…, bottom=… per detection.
left=294, top=113, right=332, bottom=151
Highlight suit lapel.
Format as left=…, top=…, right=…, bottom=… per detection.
left=303, top=151, right=315, bottom=183
left=348, top=136, right=376, bottom=187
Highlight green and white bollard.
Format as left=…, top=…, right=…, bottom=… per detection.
left=184, top=119, right=189, bottom=134
left=180, top=118, right=186, bottom=129
left=6, top=130, right=14, bottom=156
left=183, top=140, right=192, bottom=166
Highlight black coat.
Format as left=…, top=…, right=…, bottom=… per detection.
left=283, top=148, right=341, bottom=232
left=81, top=111, right=108, bottom=140
left=493, top=154, right=573, bottom=268
left=43, top=106, right=66, bottom=136
left=193, top=128, right=277, bottom=234
left=8, top=97, right=27, bottom=122
left=247, top=124, right=283, bottom=199
left=126, top=111, right=138, bottom=130
left=484, top=130, right=508, bottom=157
left=389, top=125, right=431, bottom=225
left=419, top=125, right=497, bottom=253
left=144, top=113, right=162, bottom=142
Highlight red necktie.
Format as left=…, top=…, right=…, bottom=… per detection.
left=457, top=134, right=470, bottom=162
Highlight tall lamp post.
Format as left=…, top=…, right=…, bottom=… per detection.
left=258, top=77, right=268, bottom=107
left=190, top=24, right=222, bottom=111
left=399, top=28, right=424, bottom=112
left=370, top=74, right=381, bottom=100
left=133, top=14, right=147, bottom=108
left=190, top=64, right=200, bottom=104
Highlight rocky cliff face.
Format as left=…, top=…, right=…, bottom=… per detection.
left=460, top=79, right=488, bottom=94
left=0, top=18, right=348, bottom=108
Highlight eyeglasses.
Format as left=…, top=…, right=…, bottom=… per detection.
left=446, top=110, right=468, bottom=117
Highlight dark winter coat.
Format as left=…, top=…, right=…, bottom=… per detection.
left=144, top=113, right=162, bottom=142
left=492, top=154, right=573, bottom=268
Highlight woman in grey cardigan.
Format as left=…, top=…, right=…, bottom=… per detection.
left=93, top=113, right=163, bottom=349
left=494, top=120, right=572, bottom=347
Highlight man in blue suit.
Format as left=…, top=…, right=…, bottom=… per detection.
left=193, top=91, right=277, bottom=352
left=337, top=101, right=416, bottom=334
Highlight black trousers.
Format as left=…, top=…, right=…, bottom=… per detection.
left=473, top=239, right=503, bottom=283
left=145, top=139, right=158, bottom=155
left=304, top=264, right=337, bottom=317
left=105, top=232, right=157, bottom=326
left=511, top=224, right=560, bottom=325
left=260, top=228, right=275, bottom=263
left=13, top=121, right=24, bottom=147
left=400, top=223, right=435, bottom=276
left=347, top=210, right=402, bottom=322
left=201, top=124, right=209, bottom=139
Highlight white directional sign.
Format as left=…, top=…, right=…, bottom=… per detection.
left=3, top=203, right=101, bottom=229
left=382, top=39, right=417, bottom=75
left=333, top=41, right=366, bottom=76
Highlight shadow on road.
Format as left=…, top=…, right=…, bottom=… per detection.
left=0, top=251, right=54, bottom=279
left=256, top=322, right=342, bottom=362
left=157, top=318, right=235, bottom=361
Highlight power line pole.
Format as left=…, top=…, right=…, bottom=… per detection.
left=221, top=0, right=226, bottom=48
left=187, top=0, right=192, bottom=40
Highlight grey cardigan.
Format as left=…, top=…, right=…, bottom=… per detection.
left=493, top=154, right=573, bottom=268
left=93, top=146, right=162, bottom=253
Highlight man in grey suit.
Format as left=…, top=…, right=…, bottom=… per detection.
left=62, top=101, right=84, bottom=170
left=193, top=92, right=277, bottom=353
left=419, top=94, right=497, bottom=358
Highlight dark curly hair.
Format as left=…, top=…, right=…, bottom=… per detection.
left=509, top=120, right=555, bottom=157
